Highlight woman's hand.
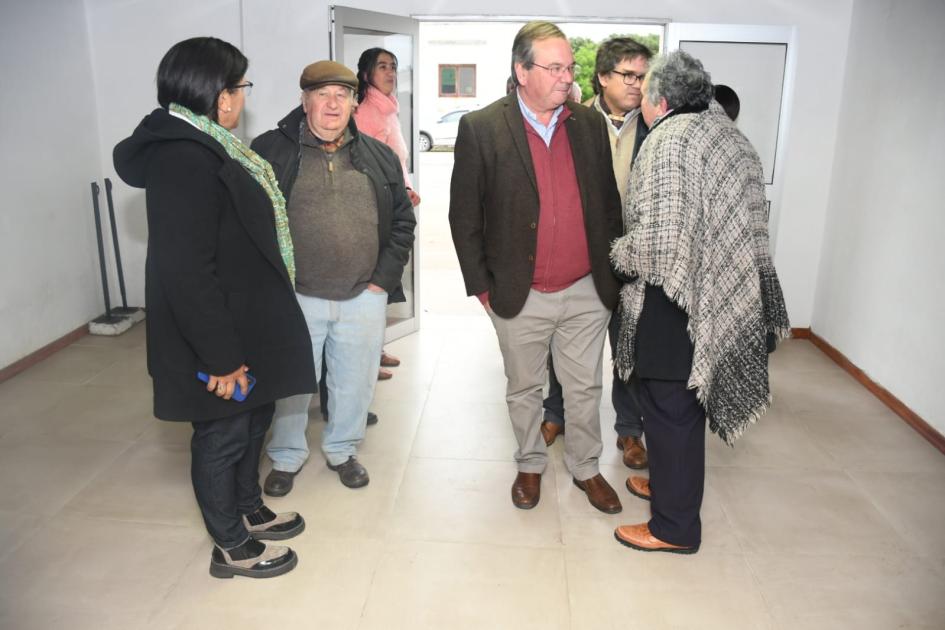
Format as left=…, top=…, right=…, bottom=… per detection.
left=407, top=188, right=421, bottom=207
left=206, top=364, right=250, bottom=400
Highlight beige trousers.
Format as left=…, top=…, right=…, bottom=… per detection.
left=488, top=274, right=611, bottom=479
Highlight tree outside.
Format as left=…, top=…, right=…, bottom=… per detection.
left=570, top=33, right=660, bottom=102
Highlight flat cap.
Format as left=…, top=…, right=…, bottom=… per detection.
left=299, top=60, right=358, bottom=91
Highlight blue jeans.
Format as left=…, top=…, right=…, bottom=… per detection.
left=267, top=289, right=387, bottom=470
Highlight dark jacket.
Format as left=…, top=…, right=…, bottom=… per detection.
left=250, top=107, right=416, bottom=301
left=448, top=91, right=623, bottom=318
left=113, top=108, right=316, bottom=421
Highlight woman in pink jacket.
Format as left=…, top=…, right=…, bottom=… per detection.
left=354, top=47, right=418, bottom=377
left=355, top=48, right=421, bottom=207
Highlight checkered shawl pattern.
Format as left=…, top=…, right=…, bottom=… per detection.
left=610, top=104, right=790, bottom=445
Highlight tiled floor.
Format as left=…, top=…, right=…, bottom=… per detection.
left=1, top=153, right=943, bottom=629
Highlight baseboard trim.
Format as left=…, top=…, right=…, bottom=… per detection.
left=0, top=324, right=88, bottom=384
left=790, top=327, right=811, bottom=339
left=807, top=331, right=945, bottom=456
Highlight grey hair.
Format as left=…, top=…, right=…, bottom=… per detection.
left=644, top=50, right=714, bottom=110
left=510, top=21, right=567, bottom=87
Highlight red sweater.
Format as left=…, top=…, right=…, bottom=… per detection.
left=524, top=110, right=591, bottom=293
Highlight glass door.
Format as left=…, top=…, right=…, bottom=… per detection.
left=666, top=23, right=796, bottom=253
left=331, top=5, right=420, bottom=341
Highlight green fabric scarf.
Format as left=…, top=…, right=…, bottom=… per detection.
left=169, top=103, right=295, bottom=285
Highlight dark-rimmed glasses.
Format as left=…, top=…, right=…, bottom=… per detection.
left=610, top=70, right=645, bottom=86
left=231, top=81, right=254, bottom=96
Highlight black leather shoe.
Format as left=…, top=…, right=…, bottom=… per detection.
left=322, top=412, right=379, bottom=426
left=263, top=469, right=297, bottom=497
left=327, top=456, right=369, bottom=488
left=209, top=537, right=298, bottom=579
left=243, top=505, right=305, bottom=540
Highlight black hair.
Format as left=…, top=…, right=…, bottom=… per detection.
left=592, top=36, right=652, bottom=95
left=714, top=84, right=741, bottom=121
left=157, top=37, right=248, bottom=121
left=356, top=47, right=398, bottom=104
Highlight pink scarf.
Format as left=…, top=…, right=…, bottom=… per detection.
left=354, top=86, right=412, bottom=187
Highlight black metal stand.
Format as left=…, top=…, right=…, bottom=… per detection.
left=90, top=182, right=123, bottom=325
left=104, top=177, right=143, bottom=317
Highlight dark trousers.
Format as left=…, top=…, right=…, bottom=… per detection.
left=190, top=402, right=274, bottom=549
left=637, top=378, right=705, bottom=548
left=543, top=313, right=643, bottom=437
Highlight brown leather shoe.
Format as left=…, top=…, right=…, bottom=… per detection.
left=378, top=368, right=393, bottom=381
left=572, top=474, right=622, bottom=514
left=616, top=435, right=648, bottom=469
left=625, top=475, right=651, bottom=501
left=614, top=523, right=698, bottom=554
left=540, top=420, right=564, bottom=446
left=380, top=352, right=401, bottom=367
left=511, top=472, right=541, bottom=509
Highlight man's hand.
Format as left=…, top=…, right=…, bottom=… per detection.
left=206, top=364, right=250, bottom=400
left=367, top=283, right=386, bottom=294
left=407, top=188, right=421, bottom=207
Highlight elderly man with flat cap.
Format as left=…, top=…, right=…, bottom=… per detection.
left=252, top=61, right=415, bottom=491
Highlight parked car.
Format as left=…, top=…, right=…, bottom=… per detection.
left=419, top=109, right=469, bottom=151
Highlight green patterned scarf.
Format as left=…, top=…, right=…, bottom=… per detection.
left=169, top=103, right=295, bottom=284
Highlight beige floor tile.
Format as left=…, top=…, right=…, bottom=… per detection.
left=388, top=457, right=562, bottom=547
left=0, top=437, right=129, bottom=515
left=359, top=540, right=569, bottom=630
left=2, top=383, right=153, bottom=442
left=747, top=551, right=945, bottom=630
left=72, top=321, right=146, bottom=350
left=0, top=376, right=82, bottom=437
left=566, top=548, right=775, bottom=630
left=86, top=349, right=152, bottom=389
left=358, top=398, right=426, bottom=458
left=410, top=397, right=518, bottom=461
left=261, top=451, right=407, bottom=540
left=706, top=403, right=839, bottom=470
left=150, top=536, right=383, bottom=630
left=768, top=339, right=839, bottom=375
left=801, top=408, right=945, bottom=473
left=847, top=469, right=945, bottom=558
left=712, top=467, right=911, bottom=556
left=774, top=369, right=890, bottom=417
left=61, top=441, right=203, bottom=528
left=140, top=418, right=193, bottom=446
left=0, top=516, right=204, bottom=629
left=0, top=509, right=45, bottom=564
left=14, top=343, right=130, bottom=385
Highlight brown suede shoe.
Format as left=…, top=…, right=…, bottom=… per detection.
left=380, top=352, right=401, bottom=367
left=540, top=420, right=564, bottom=446
left=614, top=523, right=699, bottom=554
left=616, top=435, right=648, bottom=469
left=572, top=474, right=622, bottom=514
left=625, top=476, right=651, bottom=501
left=378, top=368, right=393, bottom=381
left=511, top=472, right=541, bottom=509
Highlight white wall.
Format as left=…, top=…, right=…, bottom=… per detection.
left=813, top=0, right=945, bottom=432
left=0, top=1, right=104, bottom=368
left=3, top=0, right=854, bottom=370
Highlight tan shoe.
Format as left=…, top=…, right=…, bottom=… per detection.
left=625, top=476, right=651, bottom=501
left=572, top=474, right=622, bottom=514
left=540, top=420, right=564, bottom=446
left=616, top=435, right=648, bottom=469
left=378, top=368, right=393, bottom=381
left=614, top=523, right=698, bottom=554
left=511, top=472, right=541, bottom=509
left=380, top=352, right=401, bottom=367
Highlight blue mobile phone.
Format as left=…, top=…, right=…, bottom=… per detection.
left=197, top=371, right=256, bottom=402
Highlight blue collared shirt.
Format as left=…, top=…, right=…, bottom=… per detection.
left=517, top=90, right=564, bottom=147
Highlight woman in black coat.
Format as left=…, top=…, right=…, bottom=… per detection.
left=113, top=37, right=316, bottom=579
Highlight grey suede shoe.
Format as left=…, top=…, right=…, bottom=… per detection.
left=209, top=538, right=298, bottom=579
left=242, top=506, right=305, bottom=541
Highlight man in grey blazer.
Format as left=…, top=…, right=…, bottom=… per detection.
left=449, top=21, right=624, bottom=513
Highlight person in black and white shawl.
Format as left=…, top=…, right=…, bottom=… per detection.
left=611, top=51, right=790, bottom=555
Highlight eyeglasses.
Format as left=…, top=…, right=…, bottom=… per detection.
left=610, top=70, right=645, bottom=86
left=231, top=81, right=254, bottom=96
left=530, top=62, right=580, bottom=79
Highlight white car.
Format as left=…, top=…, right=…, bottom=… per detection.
left=419, top=109, right=469, bottom=151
